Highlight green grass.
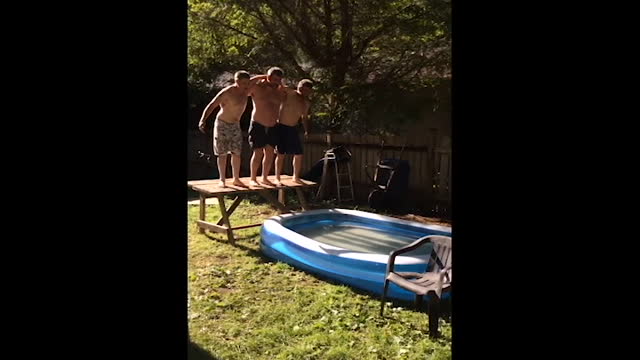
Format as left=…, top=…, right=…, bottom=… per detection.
left=188, top=197, right=451, bottom=360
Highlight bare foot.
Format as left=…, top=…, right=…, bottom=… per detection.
left=249, top=180, right=260, bottom=187
left=218, top=180, right=227, bottom=188
left=292, top=177, right=305, bottom=184
left=261, top=178, right=275, bottom=186
left=275, top=179, right=283, bottom=186
left=232, top=179, right=248, bottom=188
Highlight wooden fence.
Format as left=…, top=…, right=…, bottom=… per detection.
left=187, top=130, right=451, bottom=217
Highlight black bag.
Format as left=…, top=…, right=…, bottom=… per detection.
left=368, top=159, right=410, bottom=211
left=301, top=146, right=352, bottom=181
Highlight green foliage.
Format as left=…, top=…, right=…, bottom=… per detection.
left=188, top=0, right=451, bottom=134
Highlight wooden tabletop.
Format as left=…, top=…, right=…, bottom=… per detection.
left=188, top=175, right=318, bottom=196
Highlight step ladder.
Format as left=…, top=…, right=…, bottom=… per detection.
left=316, top=148, right=355, bottom=203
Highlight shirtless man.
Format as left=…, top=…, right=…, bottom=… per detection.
left=247, top=67, right=286, bottom=186
left=198, top=71, right=261, bottom=188
left=274, top=79, right=313, bottom=185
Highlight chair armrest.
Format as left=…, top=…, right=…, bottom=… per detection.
left=385, top=235, right=436, bottom=274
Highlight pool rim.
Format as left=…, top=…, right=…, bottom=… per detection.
left=262, top=208, right=452, bottom=266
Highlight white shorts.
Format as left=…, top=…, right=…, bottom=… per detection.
left=213, top=119, right=242, bottom=155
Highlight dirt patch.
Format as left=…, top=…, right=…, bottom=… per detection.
left=190, top=255, right=232, bottom=268
left=392, top=213, right=452, bottom=227
left=213, top=256, right=232, bottom=265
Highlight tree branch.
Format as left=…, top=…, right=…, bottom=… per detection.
left=323, top=0, right=335, bottom=62
left=351, top=5, right=416, bottom=63
left=271, top=0, right=327, bottom=65
left=337, top=0, right=353, bottom=63
left=300, top=0, right=326, bottom=21
left=209, top=17, right=258, bottom=40
left=252, top=9, right=312, bottom=79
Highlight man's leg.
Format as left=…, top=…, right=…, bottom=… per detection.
left=217, top=154, right=228, bottom=187
left=250, top=149, right=263, bottom=186
left=293, top=154, right=304, bottom=183
left=261, top=145, right=275, bottom=186
left=231, top=153, right=246, bottom=187
left=275, top=152, right=286, bottom=185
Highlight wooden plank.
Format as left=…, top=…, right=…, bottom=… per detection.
left=352, top=142, right=361, bottom=184
left=230, top=223, right=262, bottom=231
left=216, top=195, right=244, bottom=226
left=196, top=220, right=228, bottom=233
left=447, top=152, right=452, bottom=195
left=217, top=195, right=235, bottom=243
left=410, top=150, right=418, bottom=189
left=301, top=139, right=430, bottom=151
left=420, top=148, right=429, bottom=205
left=188, top=175, right=317, bottom=188
left=188, top=175, right=317, bottom=196
left=199, top=221, right=261, bottom=235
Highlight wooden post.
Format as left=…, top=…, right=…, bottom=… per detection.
left=335, top=158, right=341, bottom=203
left=278, top=188, right=286, bottom=206
left=198, top=193, right=206, bottom=234
left=216, top=195, right=244, bottom=226
left=216, top=195, right=234, bottom=243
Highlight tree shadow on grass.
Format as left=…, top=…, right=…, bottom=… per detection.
left=188, top=341, right=222, bottom=360
left=204, top=233, right=270, bottom=264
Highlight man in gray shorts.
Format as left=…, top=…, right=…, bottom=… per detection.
left=198, top=71, right=263, bottom=188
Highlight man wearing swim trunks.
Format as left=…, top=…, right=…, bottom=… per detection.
left=274, top=79, right=313, bottom=185
left=247, top=67, right=286, bottom=186
left=198, top=71, right=260, bottom=188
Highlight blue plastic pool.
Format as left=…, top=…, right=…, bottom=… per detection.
left=260, top=209, right=452, bottom=301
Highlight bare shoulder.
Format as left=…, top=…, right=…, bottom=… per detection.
left=213, top=85, right=234, bottom=100
left=282, top=86, right=296, bottom=93
left=254, top=79, right=269, bottom=88
left=220, top=85, right=236, bottom=94
left=250, top=80, right=268, bottom=94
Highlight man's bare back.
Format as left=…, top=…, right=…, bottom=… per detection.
left=279, top=89, right=311, bottom=126
left=250, top=80, right=285, bottom=127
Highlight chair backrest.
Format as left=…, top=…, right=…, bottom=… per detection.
left=427, top=235, right=452, bottom=282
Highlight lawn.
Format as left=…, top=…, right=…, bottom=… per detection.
left=188, top=194, right=451, bottom=360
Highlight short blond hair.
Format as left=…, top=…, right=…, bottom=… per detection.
left=234, top=71, right=250, bottom=80
left=267, top=67, right=284, bottom=77
left=297, top=79, right=313, bottom=89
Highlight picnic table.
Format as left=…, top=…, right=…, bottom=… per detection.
left=187, top=175, right=318, bottom=243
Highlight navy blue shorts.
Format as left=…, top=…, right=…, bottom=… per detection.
left=248, top=121, right=278, bottom=150
left=276, top=123, right=303, bottom=155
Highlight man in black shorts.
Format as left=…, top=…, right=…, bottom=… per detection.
left=275, top=79, right=313, bottom=185
left=247, top=67, right=286, bottom=186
